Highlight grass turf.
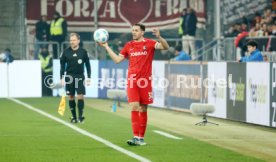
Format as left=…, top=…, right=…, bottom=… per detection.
left=0, top=97, right=263, bottom=162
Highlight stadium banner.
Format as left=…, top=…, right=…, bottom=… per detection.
left=208, top=62, right=227, bottom=118
left=226, top=62, right=246, bottom=122
left=246, top=63, right=270, bottom=126
left=270, top=63, right=276, bottom=127
left=98, top=60, right=128, bottom=99
left=53, top=59, right=99, bottom=97
left=26, top=0, right=206, bottom=32
left=152, top=61, right=166, bottom=108
left=6, top=61, right=41, bottom=97
left=165, top=62, right=202, bottom=109
left=0, top=63, right=8, bottom=97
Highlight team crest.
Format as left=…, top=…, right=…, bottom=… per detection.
left=78, top=59, right=82, bottom=64
left=143, top=46, right=147, bottom=51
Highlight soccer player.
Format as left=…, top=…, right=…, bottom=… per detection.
left=60, top=33, right=91, bottom=123
left=98, top=23, right=169, bottom=146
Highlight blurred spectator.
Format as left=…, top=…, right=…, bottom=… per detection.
left=249, top=23, right=262, bottom=37
left=0, top=48, right=14, bottom=63
left=39, top=46, right=53, bottom=96
left=251, top=12, right=262, bottom=28
left=261, top=7, right=273, bottom=24
left=178, top=8, right=197, bottom=59
left=178, top=8, right=187, bottom=36
left=50, top=11, right=67, bottom=59
left=242, top=16, right=250, bottom=31
left=238, top=40, right=263, bottom=62
left=261, top=23, right=269, bottom=36
left=232, top=23, right=241, bottom=36
left=241, top=21, right=248, bottom=32
left=263, top=55, right=269, bottom=62
left=272, top=22, right=276, bottom=36
left=34, top=15, right=50, bottom=60
left=224, top=24, right=235, bottom=37
left=171, top=45, right=191, bottom=61
left=266, top=23, right=273, bottom=35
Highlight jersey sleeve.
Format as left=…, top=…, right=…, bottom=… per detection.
left=84, top=50, right=91, bottom=78
left=60, top=51, right=66, bottom=79
left=148, top=39, right=158, bottom=49
left=119, top=43, right=129, bottom=58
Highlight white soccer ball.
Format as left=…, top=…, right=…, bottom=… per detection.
left=93, top=28, right=109, bottom=43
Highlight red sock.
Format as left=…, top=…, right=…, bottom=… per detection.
left=131, top=111, right=140, bottom=137
left=139, top=111, right=148, bottom=138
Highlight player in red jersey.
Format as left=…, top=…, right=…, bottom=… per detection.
left=98, top=23, right=169, bottom=146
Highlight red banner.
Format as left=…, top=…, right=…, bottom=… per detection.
left=27, top=0, right=206, bottom=32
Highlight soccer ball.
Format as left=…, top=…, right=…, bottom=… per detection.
left=93, top=28, right=109, bottom=43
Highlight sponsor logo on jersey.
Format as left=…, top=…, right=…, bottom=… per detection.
left=130, top=51, right=148, bottom=57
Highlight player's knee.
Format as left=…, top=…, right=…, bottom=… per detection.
left=129, top=102, right=139, bottom=111
left=69, top=96, right=75, bottom=100
left=140, top=104, right=148, bottom=112
left=77, top=95, right=84, bottom=100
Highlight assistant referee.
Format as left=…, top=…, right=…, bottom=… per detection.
left=60, top=32, right=91, bottom=123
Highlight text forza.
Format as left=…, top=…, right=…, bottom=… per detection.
left=40, top=0, right=199, bottom=18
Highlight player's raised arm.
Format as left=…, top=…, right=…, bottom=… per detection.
left=98, top=42, right=125, bottom=64
left=152, top=28, right=169, bottom=50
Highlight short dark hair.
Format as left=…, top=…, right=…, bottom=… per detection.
left=175, top=45, right=182, bottom=52
left=4, top=48, right=11, bottom=53
left=247, top=40, right=258, bottom=48
left=134, top=23, right=145, bottom=31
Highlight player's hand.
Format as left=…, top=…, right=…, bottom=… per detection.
left=86, top=78, right=91, bottom=86
left=97, top=42, right=108, bottom=48
left=152, top=28, right=160, bottom=38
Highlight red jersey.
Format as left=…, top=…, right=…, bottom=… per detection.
left=120, top=38, right=157, bottom=78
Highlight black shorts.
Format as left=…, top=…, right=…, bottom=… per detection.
left=65, top=74, right=86, bottom=96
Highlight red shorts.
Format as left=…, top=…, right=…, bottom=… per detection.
left=127, top=77, right=153, bottom=104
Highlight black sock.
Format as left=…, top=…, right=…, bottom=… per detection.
left=69, top=100, right=77, bottom=119
left=78, top=99, right=84, bottom=119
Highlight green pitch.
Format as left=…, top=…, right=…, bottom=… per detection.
left=0, top=98, right=265, bottom=162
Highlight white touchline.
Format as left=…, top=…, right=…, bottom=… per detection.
left=153, top=130, right=183, bottom=140
left=9, top=98, right=151, bottom=162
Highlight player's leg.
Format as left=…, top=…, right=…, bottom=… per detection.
left=76, top=76, right=86, bottom=123
left=126, top=81, right=141, bottom=145
left=139, top=104, right=148, bottom=145
left=66, top=75, right=77, bottom=123
left=188, top=35, right=196, bottom=59
left=77, top=94, right=85, bottom=123
left=182, top=35, right=190, bottom=54
left=138, top=77, right=153, bottom=145
left=127, top=102, right=140, bottom=146
left=68, top=95, right=77, bottom=123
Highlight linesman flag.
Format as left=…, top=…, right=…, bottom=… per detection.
left=58, top=94, right=66, bottom=116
